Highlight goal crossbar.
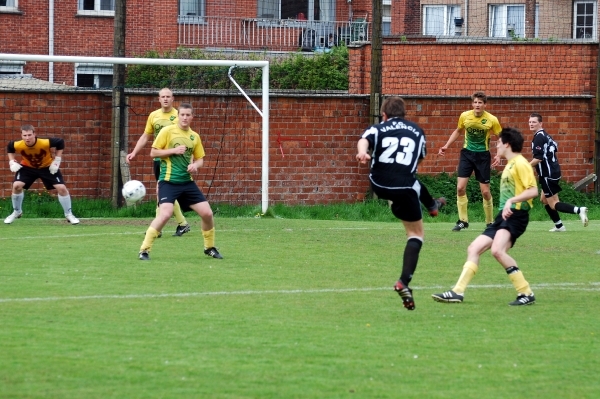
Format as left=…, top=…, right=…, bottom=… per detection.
left=0, top=53, right=270, bottom=213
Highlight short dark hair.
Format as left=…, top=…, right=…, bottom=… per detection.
left=499, top=127, right=524, bottom=152
left=472, top=91, right=487, bottom=103
left=530, top=112, right=542, bottom=122
left=381, top=96, right=406, bottom=118
left=179, top=102, right=193, bottom=113
left=21, top=124, right=35, bottom=132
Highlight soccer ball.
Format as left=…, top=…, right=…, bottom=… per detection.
left=122, top=180, right=146, bottom=203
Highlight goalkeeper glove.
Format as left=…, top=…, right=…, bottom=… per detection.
left=9, top=160, right=22, bottom=173
left=49, top=157, right=61, bottom=174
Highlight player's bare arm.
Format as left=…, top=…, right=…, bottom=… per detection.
left=491, top=154, right=501, bottom=167
left=187, top=158, right=204, bottom=173
left=529, top=158, right=541, bottom=167
left=356, top=138, right=371, bottom=164
left=501, top=186, right=538, bottom=220
left=150, top=145, right=186, bottom=158
left=126, top=133, right=152, bottom=164
left=438, top=128, right=462, bottom=156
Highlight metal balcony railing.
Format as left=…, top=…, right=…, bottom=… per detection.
left=178, top=16, right=370, bottom=51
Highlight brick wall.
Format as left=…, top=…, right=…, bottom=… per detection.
left=0, top=0, right=178, bottom=84
left=349, top=42, right=597, bottom=97
left=1, top=90, right=594, bottom=205
left=348, top=42, right=598, bottom=185
left=0, top=92, right=372, bottom=205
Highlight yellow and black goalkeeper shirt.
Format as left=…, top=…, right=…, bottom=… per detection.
left=153, top=125, right=205, bottom=184
left=7, top=137, right=64, bottom=169
left=457, top=110, right=502, bottom=152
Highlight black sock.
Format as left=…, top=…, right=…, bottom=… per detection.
left=419, top=183, right=436, bottom=210
left=545, top=204, right=563, bottom=228
left=400, top=238, right=423, bottom=286
left=505, top=266, right=519, bottom=275
left=555, top=202, right=576, bottom=214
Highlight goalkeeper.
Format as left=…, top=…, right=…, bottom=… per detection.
left=4, top=124, right=79, bottom=225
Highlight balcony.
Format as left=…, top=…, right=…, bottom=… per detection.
left=178, top=16, right=370, bottom=52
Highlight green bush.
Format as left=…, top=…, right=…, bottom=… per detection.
left=125, top=46, right=348, bottom=91
left=416, top=172, right=600, bottom=221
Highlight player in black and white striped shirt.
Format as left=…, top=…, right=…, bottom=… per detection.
left=529, top=113, right=588, bottom=231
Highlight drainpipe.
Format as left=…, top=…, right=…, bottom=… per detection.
left=49, top=0, right=54, bottom=82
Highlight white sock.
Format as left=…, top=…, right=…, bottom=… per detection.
left=12, top=192, right=24, bottom=213
left=58, top=194, right=72, bottom=215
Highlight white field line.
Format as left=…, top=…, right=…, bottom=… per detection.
left=0, top=227, right=401, bottom=241
left=1, top=220, right=597, bottom=241
left=0, top=282, right=598, bottom=304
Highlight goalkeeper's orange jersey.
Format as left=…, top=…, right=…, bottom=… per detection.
left=7, top=137, right=64, bottom=169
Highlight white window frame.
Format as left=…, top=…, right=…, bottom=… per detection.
left=0, top=0, right=18, bottom=11
left=423, top=5, right=462, bottom=36
left=489, top=4, right=525, bottom=38
left=77, top=0, right=115, bottom=16
left=574, top=1, right=597, bottom=39
left=0, top=61, right=24, bottom=75
left=383, top=0, right=392, bottom=36
left=75, top=63, right=113, bottom=88
left=178, top=0, right=206, bottom=24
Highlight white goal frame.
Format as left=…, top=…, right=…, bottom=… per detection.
left=0, top=53, right=270, bottom=213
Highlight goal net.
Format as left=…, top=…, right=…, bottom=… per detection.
left=0, top=53, right=270, bottom=215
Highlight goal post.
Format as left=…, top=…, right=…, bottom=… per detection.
left=0, top=53, right=270, bottom=214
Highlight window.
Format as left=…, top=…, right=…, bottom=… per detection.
left=423, top=5, right=461, bottom=36
left=489, top=5, right=525, bottom=38
left=574, top=1, right=597, bottom=39
left=257, top=0, right=335, bottom=21
left=534, top=4, right=539, bottom=38
left=383, top=0, right=391, bottom=36
left=78, top=0, right=114, bottom=16
left=179, top=0, right=205, bottom=23
left=0, top=61, right=24, bottom=75
left=75, top=64, right=112, bottom=89
left=0, top=0, right=18, bottom=10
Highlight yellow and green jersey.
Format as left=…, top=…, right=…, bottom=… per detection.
left=499, top=154, right=536, bottom=210
left=457, top=110, right=502, bottom=152
left=152, top=124, right=205, bottom=183
left=144, top=108, right=178, bottom=161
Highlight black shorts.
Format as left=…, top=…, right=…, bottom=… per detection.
left=458, top=148, right=491, bottom=183
left=15, top=166, right=66, bottom=190
left=153, top=160, right=161, bottom=181
left=372, top=182, right=422, bottom=222
left=482, top=209, right=529, bottom=247
left=157, top=180, right=206, bottom=211
left=539, top=176, right=562, bottom=198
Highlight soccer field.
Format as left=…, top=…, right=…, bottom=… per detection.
left=1, top=218, right=598, bottom=398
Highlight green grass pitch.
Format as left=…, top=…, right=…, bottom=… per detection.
left=1, top=217, right=599, bottom=398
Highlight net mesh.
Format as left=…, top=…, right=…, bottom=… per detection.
left=0, top=60, right=266, bottom=212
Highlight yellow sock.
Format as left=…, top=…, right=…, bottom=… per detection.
left=483, top=197, right=494, bottom=224
left=173, top=200, right=187, bottom=225
left=452, top=261, right=478, bottom=294
left=140, top=227, right=160, bottom=252
left=155, top=206, right=160, bottom=219
left=457, top=195, right=469, bottom=223
left=202, top=227, right=215, bottom=249
left=508, top=270, right=533, bottom=295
